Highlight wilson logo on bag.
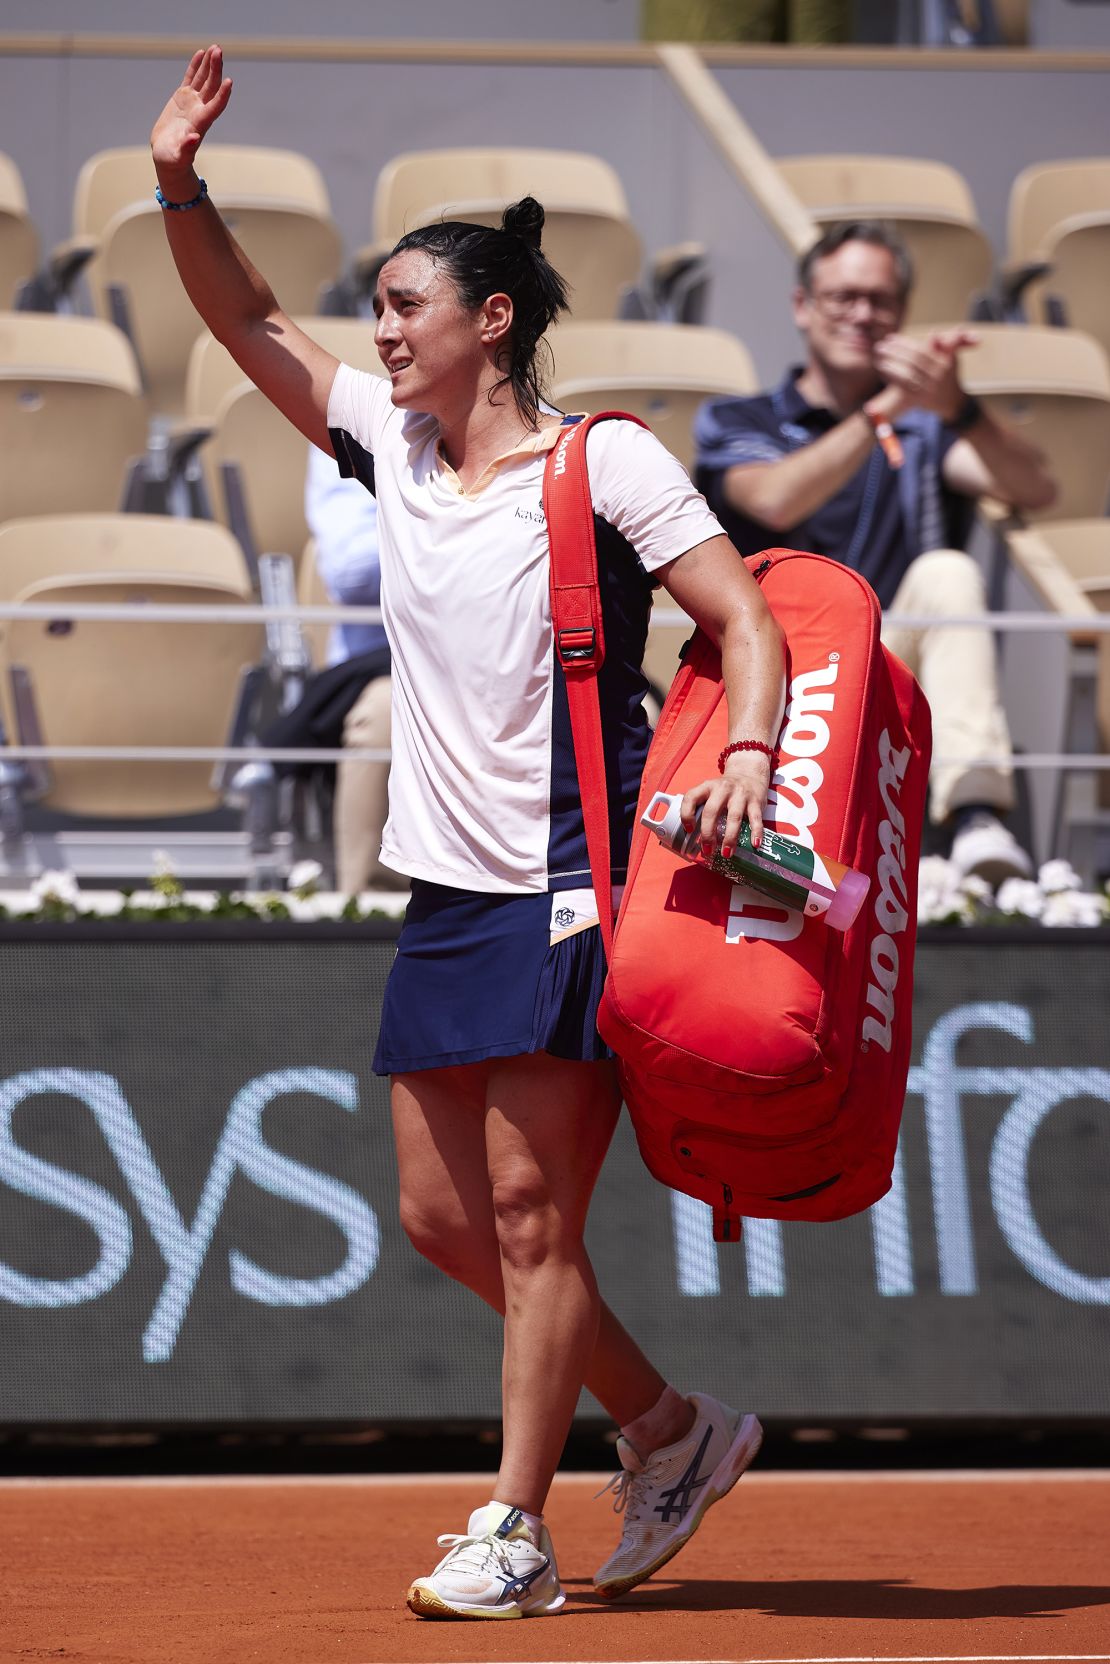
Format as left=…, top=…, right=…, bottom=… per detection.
left=544, top=412, right=931, bottom=1244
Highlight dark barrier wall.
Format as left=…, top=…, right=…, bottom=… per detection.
left=1, top=925, right=1107, bottom=1426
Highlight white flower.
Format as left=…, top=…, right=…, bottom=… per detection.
left=916, top=855, right=974, bottom=923
left=995, top=877, right=1046, bottom=919
left=286, top=893, right=327, bottom=921
left=30, top=869, right=82, bottom=907
left=287, top=859, right=324, bottom=896
left=1037, top=859, right=1082, bottom=895
left=1041, top=889, right=1107, bottom=927
left=151, top=848, right=177, bottom=877
left=958, top=873, right=994, bottom=905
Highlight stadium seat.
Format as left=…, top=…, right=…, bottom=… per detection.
left=3, top=572, right=263, bottom=818
left=51, top=145, right=343, bottom=417
left=1004, top=520, right=1110, bottom=877
left=547, top=319, right=758, bottom=697
left=0, top=312, right=148, bottom=519
left=776, top=154, right=994, bottom=327
left=0, top=511, right=251, bottom=622
left=547, top=319, right=757, bottom=473
left=355, top=147, right=643, bottom=320
left=951, top=324, right=1110, bottom=522
left=186, top=317, right=386, bottom=576
left=0, top=514, right=262, bottom=852
left=0, top=513, right=253, bottom=720
left=1005, top=159, right=1110, bottom=361
left=0, top=152, right=38, bottom=308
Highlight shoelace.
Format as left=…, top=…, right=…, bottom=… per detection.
left=434, top=1529, right=533, bottom=1577
left=595, top=1467, right=647, bottom=1521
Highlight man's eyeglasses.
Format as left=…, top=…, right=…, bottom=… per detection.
left=808, top=287, right=904, bottom=323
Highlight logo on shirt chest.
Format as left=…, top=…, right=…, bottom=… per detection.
left=514, top=497, right=546, bottom=526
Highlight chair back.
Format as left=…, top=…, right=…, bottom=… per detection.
left=192, top=318, right=386, bottom=562
left=0, top=152, right=38, bottom=306
left=74, top=145, right=342, bottom=416
left=0, top=312, right=147, bottom=519
left=5, top=570, right=261, bottom=816
left=373, top=147, right=641, bottom=319
left=954, top=323, right=1110, bottom=521
left=547, top=320, right=757, bottom=473
left=1008, top=158, right=1110, bottom=263
left=778, top=154, right=993, bottom=325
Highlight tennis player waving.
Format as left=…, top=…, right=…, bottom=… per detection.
left=152, top=45, right=784, bottom=1619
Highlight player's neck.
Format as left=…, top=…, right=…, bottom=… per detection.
left=438, top=390, right=538, bottom=488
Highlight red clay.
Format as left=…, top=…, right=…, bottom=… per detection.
left=5, top=1471, right=1110, bottom=1663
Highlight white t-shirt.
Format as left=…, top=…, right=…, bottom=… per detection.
left=327, top=362, right=723, bottom=894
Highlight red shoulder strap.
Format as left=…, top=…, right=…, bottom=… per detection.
left=542, top=411, right=648, bottom=964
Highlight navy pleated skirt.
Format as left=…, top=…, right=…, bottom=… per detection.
left=372, top=879, right=613, bottom=1076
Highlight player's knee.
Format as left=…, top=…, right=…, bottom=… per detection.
left=490, top=1175, right=570, bottom=1271
left=398, top=1193, right=473, bottom=1277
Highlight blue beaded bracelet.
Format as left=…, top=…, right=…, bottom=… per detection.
left=155, top=178, right=208, bottom=212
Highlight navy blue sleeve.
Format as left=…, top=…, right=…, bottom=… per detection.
left=693, top=392, right=788, bottom=473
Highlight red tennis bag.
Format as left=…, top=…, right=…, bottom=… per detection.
left=544, top=413, right=931, bottom=1242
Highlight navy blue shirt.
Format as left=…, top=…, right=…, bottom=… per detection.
left=693, top=368, right=974, bottom=609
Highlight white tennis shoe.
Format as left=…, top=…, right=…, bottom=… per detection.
left=593, top=1392, right=763, bottom=1599
left=406, top=1502, right=565, bottom=1620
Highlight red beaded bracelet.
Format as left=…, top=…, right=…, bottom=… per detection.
left=718, top=739, right=775, bottom=773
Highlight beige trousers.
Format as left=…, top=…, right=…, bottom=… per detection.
left=881, top=549, right=1015, bottom=824
left=333, top=675, right=406, bottom=894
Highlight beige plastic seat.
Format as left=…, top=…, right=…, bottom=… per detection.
left=0, top=152, right=38, bottom=307
left=1007, top=160, right=1110, bottom=363
left=0, top=512, right=250, bottom=609
left=0, top=512, right=251, bottom=689
left=0, top=312, right=148, bottom=519
left=65, top=145, right=343, bottom=417
left=777, top=155, right=994, bottom=327
left=3, top=566, right=261, bottom=817
left=949, top=324, right=1110, bottom=522
left=367, top=147, right=642, bottom=320
left=1004, top=520, right=1109, bottom=645
left=547, top=320, right=757, bottom=473
left=548, top=320, right=757, bottom=695
left=188, top=317, right=386, bottom=564
left=1008, top=159, right=1110, bottom=267
left=1003, top=521, right=1110, bottom=860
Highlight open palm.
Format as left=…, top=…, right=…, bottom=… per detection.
left=151, top=45, right=232, bottom=174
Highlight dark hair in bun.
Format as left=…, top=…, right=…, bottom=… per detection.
left=391, top=195, right=569, bottom=424
left=501, top=195, right=545, bottom=251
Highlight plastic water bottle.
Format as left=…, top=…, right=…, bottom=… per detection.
left=641, top=790, right=870, bottom=932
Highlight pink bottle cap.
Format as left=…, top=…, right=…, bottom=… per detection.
left=825, top=867, right=871, bottom=931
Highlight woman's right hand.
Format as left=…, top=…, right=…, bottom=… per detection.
left=151, top=45, right=233, bottom=190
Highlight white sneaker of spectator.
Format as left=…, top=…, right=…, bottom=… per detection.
left=949, top=809, right=1033, bottom=887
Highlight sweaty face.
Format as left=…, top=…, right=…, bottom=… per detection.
left=793, top=242, right=907, bottom=377
left=372, top=247, right=485, bottom=414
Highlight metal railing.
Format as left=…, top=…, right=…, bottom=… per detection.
left=0, top=600, right=1107, bottom=772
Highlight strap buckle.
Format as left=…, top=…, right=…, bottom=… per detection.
left=556, top=626, right=598, bottom=666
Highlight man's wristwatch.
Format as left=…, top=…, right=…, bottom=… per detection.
left=949, top=393, right=984, bottom=434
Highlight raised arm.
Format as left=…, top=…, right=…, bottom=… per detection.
left=151, top=45, right=339, bottom=454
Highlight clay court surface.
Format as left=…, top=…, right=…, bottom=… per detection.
left=5, top=1470, right=1109, bottom=1663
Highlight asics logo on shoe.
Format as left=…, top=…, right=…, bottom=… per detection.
left=495, top=1507, right=525, bottom=1538
left=653, top=1425, right=714, bottom=1523
left=500, top=1560, right=551, bottom=1603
